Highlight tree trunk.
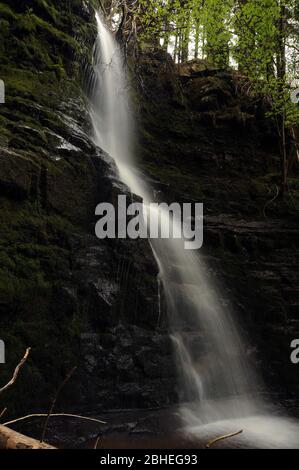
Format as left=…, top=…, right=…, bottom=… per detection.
left=280, top=113, right=287, bottom=197
left=163, top=16, right=171, bottom=52
left=277, top=2, right=287, bottom=197
left=181, top=17, right=191, bottom=62
left=173, top=27, right=179, bottom=62
left=178, top=29, right=183, bottom=63
left=194, top=19, right=200, bottom=59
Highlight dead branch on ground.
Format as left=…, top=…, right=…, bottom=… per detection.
left=206, top=429, right=243, bottom=448
left=0, top=349, right=106, bottom=447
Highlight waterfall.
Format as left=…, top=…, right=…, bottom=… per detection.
left=88, top=12, right=299, bottom=448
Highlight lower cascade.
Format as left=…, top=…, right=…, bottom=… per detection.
left=88, top=12, right=299, bottom=449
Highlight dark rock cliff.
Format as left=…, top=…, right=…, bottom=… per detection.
left=133, top=51, right=299, bottom=397
left=0, top=1, right=176, bottom=417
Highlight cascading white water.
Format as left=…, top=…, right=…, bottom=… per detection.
left=89, top=12, right=299, bottom=448
left=89, top=14, right=145, bottom=197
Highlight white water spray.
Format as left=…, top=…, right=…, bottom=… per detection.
left=89, top=12, right=299, bottom=448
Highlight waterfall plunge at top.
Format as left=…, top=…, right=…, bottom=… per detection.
left=89, top=13, right=299, bottom=448
left=90, top=14, right=145, bottom=197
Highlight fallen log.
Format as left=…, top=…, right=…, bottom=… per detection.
left=0, top=425, right=56, bottom=449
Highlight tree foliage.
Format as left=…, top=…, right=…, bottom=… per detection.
left=101, top=0, right=299, bottom=193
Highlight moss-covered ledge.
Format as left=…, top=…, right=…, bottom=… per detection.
left=0, top=0, right=99, bottom=416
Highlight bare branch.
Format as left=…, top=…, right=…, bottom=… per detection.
left=206, top=429, right=243, bottom=448
left=99, top=0, right=107, bottom=16
left=41, top=366, right=77, bottom=443
left=3, top=413, right=107, bottom=427
left=94, top=433, right=101, bottom=449
left=0, top=408, right=7, bottom=419
left=0, top=348, right=31, bottom=395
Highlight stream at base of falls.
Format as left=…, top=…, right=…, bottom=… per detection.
left=14, top=396, right=299, bottom=449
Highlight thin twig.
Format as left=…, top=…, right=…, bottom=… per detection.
left=206, top=429, right=243, bottom=448
left=94, top=433, right=101, bottom=450
left=0, top=408, right=7, bottom=419
left=3, top=413, right=106, bottom=427
left=98, top=0, right=107, bottom=15
left=263, top=184, right=279, bottom=219
left=41, top=366, right=77, bottom=443
left=0, top=348, right=31, bottom=395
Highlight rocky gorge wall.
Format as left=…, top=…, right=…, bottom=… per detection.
left=0, top=1, right=176, bottom=418
left=133, top=50, right=299, bottom=398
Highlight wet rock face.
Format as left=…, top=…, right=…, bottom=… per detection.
left=80, top=326, right=177, bottom=409
left=0, top=1, right=177, bottom=416
left=0, top=147, right=39, bottom=198
left=134, top=53, right=299, bottom=396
